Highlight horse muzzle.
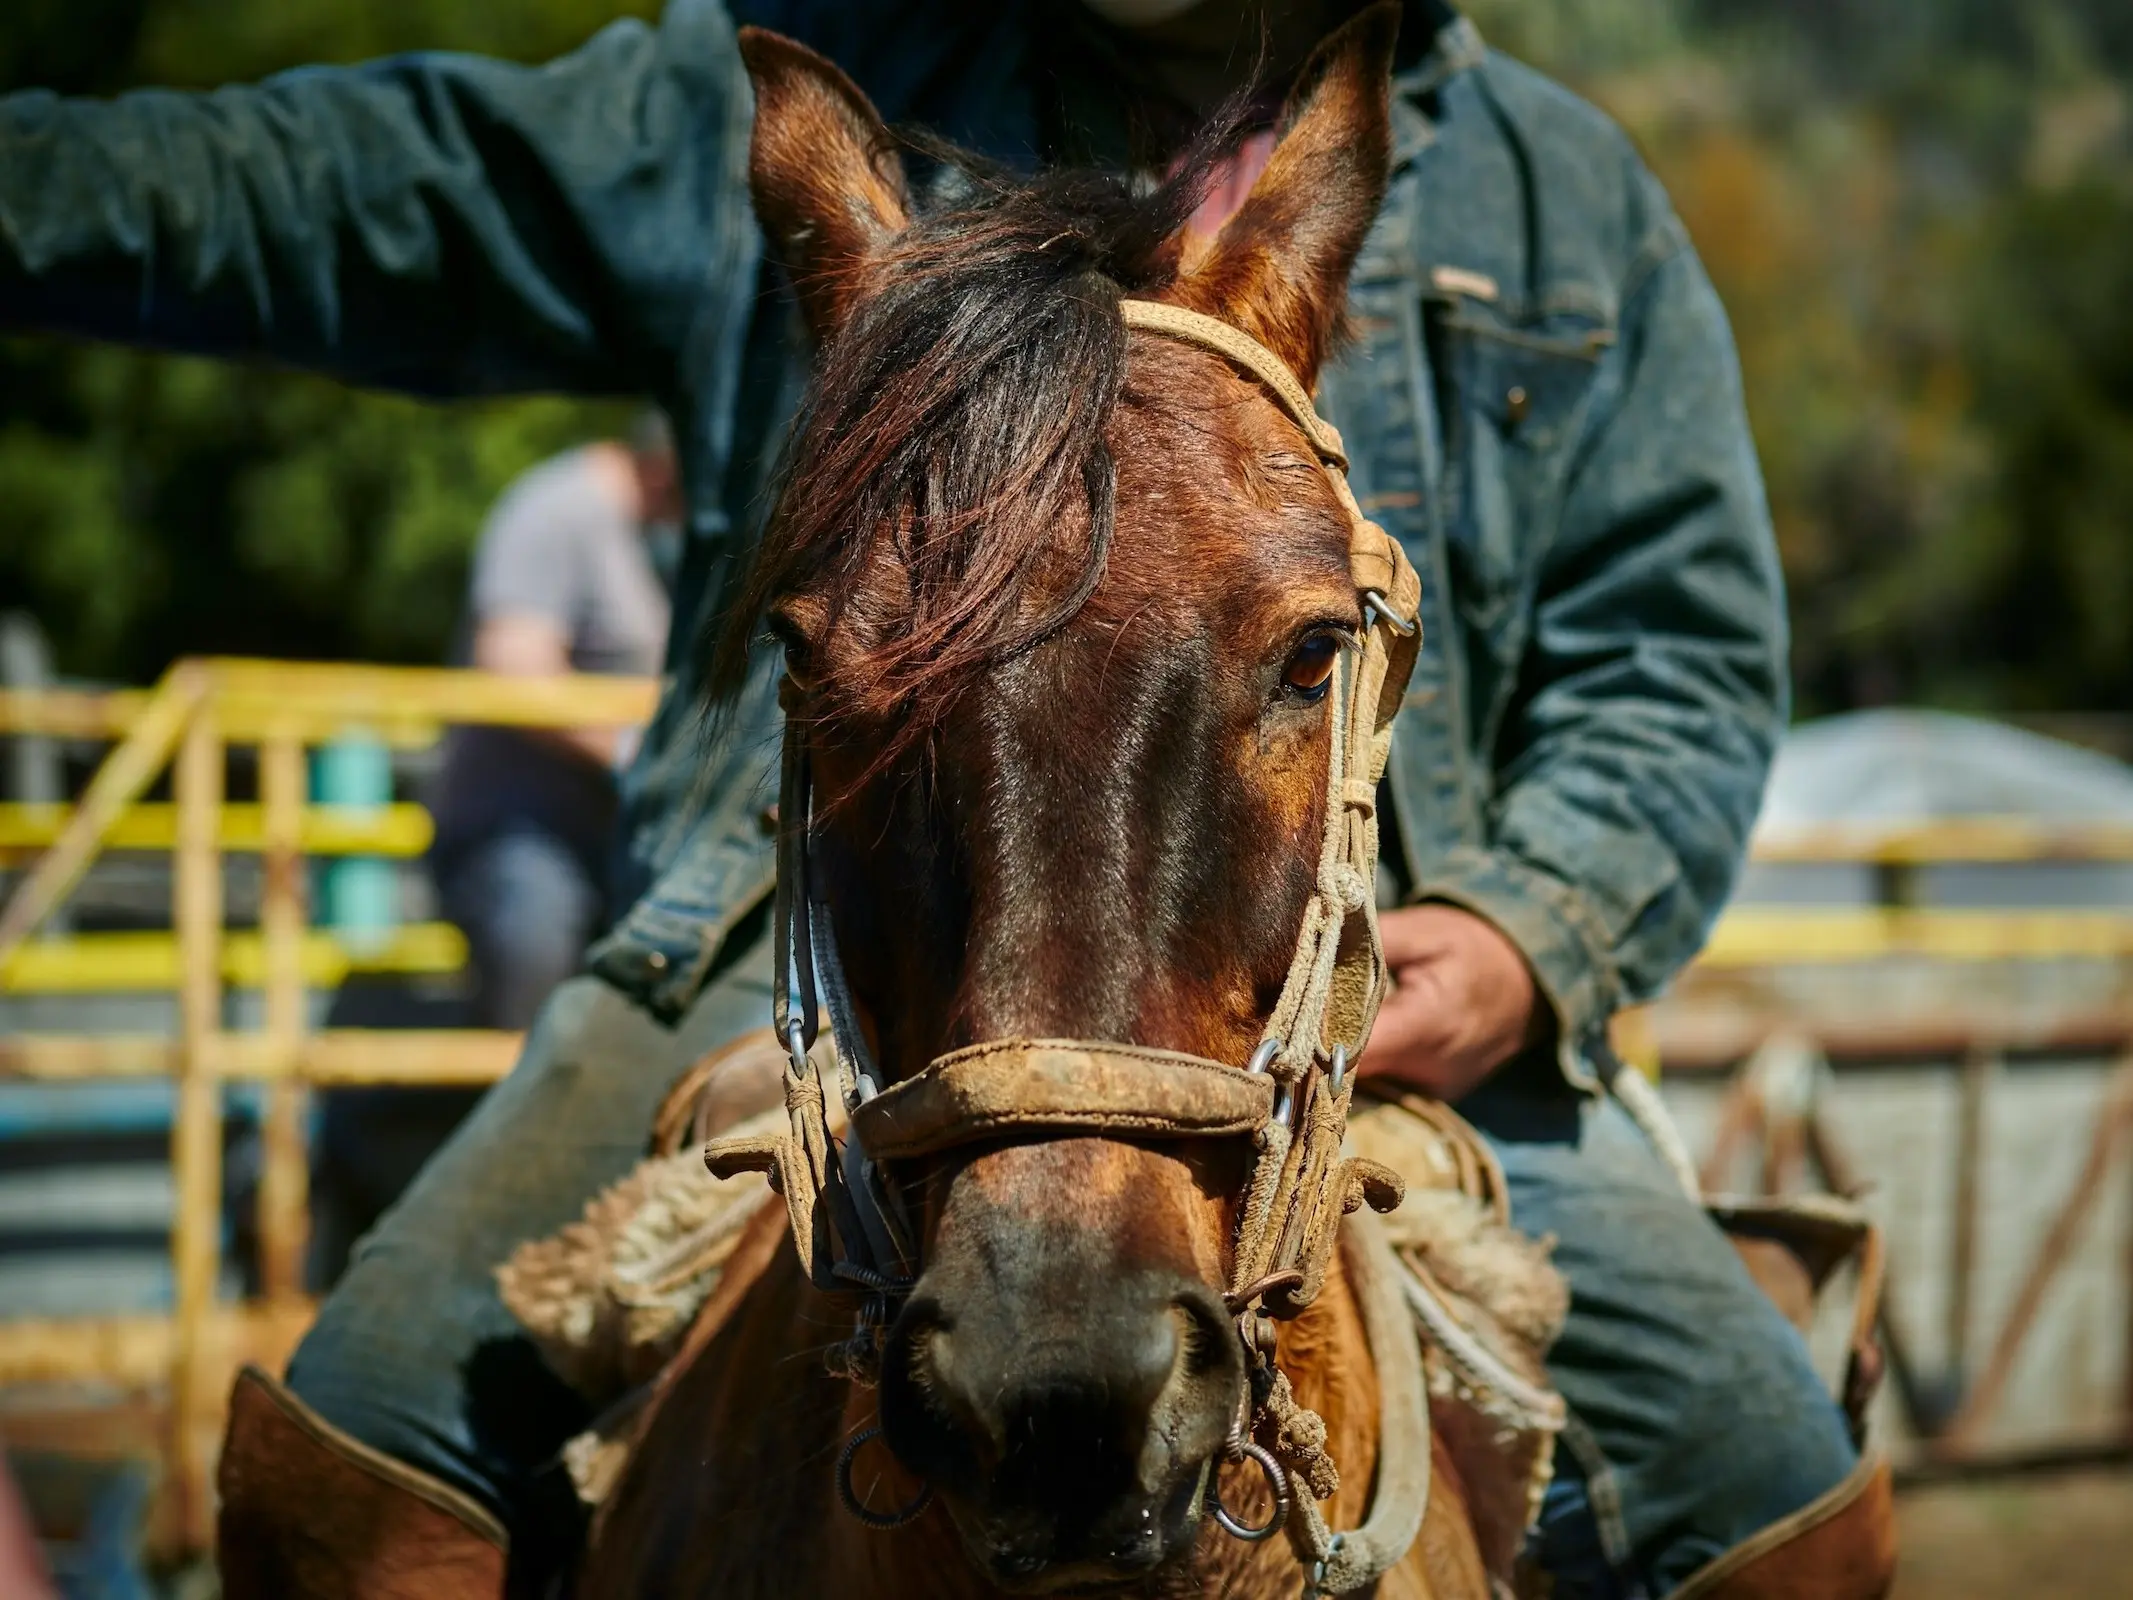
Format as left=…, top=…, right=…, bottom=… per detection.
left=877, top=1257, right=1242, bottom=1590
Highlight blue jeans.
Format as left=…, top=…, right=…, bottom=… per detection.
left=285, top=942, right=775, bottom=1568
left=286, top=939, right=1854, bottom=1591
left=1460, top=1069, right=1859, bottom=1595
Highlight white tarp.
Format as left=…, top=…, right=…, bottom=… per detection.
left=1739, top=709, right=2133, bottom=908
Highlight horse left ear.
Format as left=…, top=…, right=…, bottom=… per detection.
left=1174, top=2, right=1399, bottom=388
left=738, top=27, right=911, bottom=341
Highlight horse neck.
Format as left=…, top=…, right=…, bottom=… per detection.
left=1236, top=1242, right=1386, bottom=1594
left=1274, top=1242, right=1382, bottom=1529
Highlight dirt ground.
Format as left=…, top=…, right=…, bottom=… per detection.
left=1895, top=1469, right=2133, bottom=1599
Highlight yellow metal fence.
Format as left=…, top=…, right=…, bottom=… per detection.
left=0, top=659, right=654, bottom=1550
left=2, top=660, right=2132, bottom=1548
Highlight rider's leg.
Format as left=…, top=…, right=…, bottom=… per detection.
left=1459, top=1060, right=1878, bottom=1599
left=277, top=925, right=774, bottom=1554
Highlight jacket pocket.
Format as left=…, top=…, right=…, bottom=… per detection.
left=1432, top=294, right=1612, bottom=635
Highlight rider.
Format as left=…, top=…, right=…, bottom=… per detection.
left=0, top=2, right=1891, bottom=1594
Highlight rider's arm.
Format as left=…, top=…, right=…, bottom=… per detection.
left=0, top=0, right=750, bottom=399
left=1416, top=206, right=1787, bottom=1083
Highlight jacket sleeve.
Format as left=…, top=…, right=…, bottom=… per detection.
left=1419, top=208, right=1788, bottom=1069
left=0, top=0, right=752, bottom=399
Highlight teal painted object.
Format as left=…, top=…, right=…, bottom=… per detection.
left=311, top=735, right=397, bottom=956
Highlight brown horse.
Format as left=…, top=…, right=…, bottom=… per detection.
left=580, top=9, right=1494, bottom=1596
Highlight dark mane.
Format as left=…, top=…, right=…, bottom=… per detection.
left=706, top=122, right=1244, bottom=736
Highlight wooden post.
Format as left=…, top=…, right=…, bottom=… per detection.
left=1947, top=1044, right=1994, bottom=1383
left=1804, top=1105, right=1934, bottom=1439
left=169, top=701, right=225, bottom=1550
left=257, top=733, right=311, bottom=1301
left=1697, top=1070, right=1763, bottom=1195
left=1942, top=1052, right=2133, bottom=1451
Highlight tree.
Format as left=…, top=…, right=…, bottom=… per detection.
left=1471, top=0, right=2133, bottom=714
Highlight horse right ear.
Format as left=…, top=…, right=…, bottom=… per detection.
left=1169, top=2, right=1398, bottom=389
left=738, top=27, right=910, bottom=341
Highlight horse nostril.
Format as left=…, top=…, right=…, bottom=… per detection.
left=1173, top=1283, right=1235, bottom=1380
left=879, top=1297, right=986, bottom=1489
left=1115, top=1301, right=1185, bottom=1413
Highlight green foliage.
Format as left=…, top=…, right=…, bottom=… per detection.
left=1469, top=0, right=2133, bottom=714
left=3, top=0, right=2131, bottom=716
left=129, top=0, right=659, bottom=88
left=1957, top=179, right=2133, bottom=705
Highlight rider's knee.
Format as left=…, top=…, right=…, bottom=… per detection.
left=285, top=1280, right=498, bottom=1502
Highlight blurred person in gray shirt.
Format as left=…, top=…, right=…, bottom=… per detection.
left=428, top=414, right=679, bottom=1029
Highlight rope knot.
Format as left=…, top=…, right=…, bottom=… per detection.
left=1260, top=1367, right=1341, bottom=1502
left=1329, top=863, right=1370, bottom=914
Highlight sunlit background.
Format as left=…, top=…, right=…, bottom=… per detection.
left=3, top=0, right=2129, bottom=725
left=2, top=5, right=2131, bottom=1596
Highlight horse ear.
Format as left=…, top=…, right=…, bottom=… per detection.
left=1174, top=2, right=1399, bottom=388
left=738, top=27, right=911, bottom=340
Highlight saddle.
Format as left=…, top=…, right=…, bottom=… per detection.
left=500, top=1029, right=1888, bottom=1592
left=500, top=1030, right=1568, bottom=1586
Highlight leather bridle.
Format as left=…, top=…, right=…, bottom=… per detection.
left=706, top=298, right=1428, bottom=1587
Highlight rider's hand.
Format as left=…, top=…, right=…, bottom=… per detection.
left=1358, top=904, right=1545, bottom=1101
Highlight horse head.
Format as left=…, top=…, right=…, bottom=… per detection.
left=721, top=9, right=1399, bottom=1587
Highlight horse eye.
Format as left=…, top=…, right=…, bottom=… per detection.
left=1282, top=633, right=1342, bottom=699
left=768, top=614, right=812, bottom=678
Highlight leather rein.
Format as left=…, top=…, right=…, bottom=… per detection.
left=705, top=298, right=1429, bottom=1590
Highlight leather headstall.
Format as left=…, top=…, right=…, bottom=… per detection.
left=704, top=298, right=1427, bottom=1553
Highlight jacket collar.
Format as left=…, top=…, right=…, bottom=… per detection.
left=1391, top=9, right=1486, bottom=169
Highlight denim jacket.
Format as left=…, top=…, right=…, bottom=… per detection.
left=0, top=0, right=1786, bottom=1081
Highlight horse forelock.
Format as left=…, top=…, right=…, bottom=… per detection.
left=706, top=118, right=1256, bottom=744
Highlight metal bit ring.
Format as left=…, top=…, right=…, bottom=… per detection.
left=836, top=1426, right=933, bottom=1530
left=1207, top=1437, right=1290, bottom=1543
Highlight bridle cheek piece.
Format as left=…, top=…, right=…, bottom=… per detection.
left=705, top=298, right=1426, bottom=1571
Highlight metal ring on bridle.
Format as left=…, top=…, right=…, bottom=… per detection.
left=1207, top=1437, right=1289, bottom=1542
left=1257, top=1031, right=1294, bottom=1123
left=785, top=1016, right=811, bottom=1080
left=836, top=1426, right=933, bottom=1530
left=1328, top=1043, right=1348, bottom=1094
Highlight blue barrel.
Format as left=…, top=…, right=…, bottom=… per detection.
left=311, top=734, right=397, bottom=957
